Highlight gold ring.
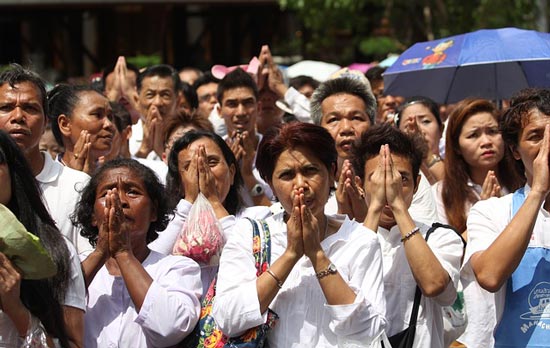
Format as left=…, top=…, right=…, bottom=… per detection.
left=74, top=154, right=79, bottom=160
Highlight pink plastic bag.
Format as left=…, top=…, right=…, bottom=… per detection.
left=172, top=193, right=224, bottom=266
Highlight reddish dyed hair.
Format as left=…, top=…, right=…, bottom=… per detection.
left=256, top=122, right=337, bottom=183
left=442, top=98, right=524, bottom=232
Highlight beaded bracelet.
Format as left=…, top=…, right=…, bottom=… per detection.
left=266, top=269, right=283, bottom=289
left=401, top=226, right=420, bottom=243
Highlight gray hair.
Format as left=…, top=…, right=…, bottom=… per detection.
left=310, top=77, right=377, bottom=125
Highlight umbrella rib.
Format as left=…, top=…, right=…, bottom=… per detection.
left=443, top=67, right=460, bottom=104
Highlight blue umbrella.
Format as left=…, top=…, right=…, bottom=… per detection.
left=383, top=27, right=550, bottom=104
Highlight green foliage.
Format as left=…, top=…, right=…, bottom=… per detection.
left=126, top=54, right=162, bottom=69
left=358, top=37, right=401, bottom=60
left=278, top=0, right=543, bottom=63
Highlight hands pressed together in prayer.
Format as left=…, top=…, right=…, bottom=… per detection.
left=335, top=159, right=367, bottom=221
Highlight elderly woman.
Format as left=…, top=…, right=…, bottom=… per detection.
left=0, top=131, right=84, bottom=348
left=212, top=122, right=386, bottom=347
left=73, top=158, right=201, bottom=348
left=48, top=84, right=116, bottom=174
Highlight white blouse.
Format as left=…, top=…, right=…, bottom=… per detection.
left=84, top=251, right=202, bottom=348
left=213, top=213, right=387, bottom=348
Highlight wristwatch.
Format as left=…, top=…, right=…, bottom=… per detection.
left=316, top=262, right=337, bottom=279
left=250, top=183, right=265, bottom=197
left=427, top=154, right=442, bottom=168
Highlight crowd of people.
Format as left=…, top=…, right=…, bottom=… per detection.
left=0, top=43, right=549, bottom=348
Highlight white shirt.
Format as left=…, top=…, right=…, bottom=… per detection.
left=134, top=157, right=168, bottom=185
left=149, top=199, right=272, bottom=294
left=0, top=238, right=85, bottom=347
left=463, top=185, right=550, bottom=347
left=376, top=221, right=462, bottom=348
left=36, top=152, right=93, bottom=254
left=432, top=179, right=509, bottom=347
left=129, top=118, right=144, bottom=156
left=325, top=174, right=437, bottom=226
left=213, top=213, right=387, bottom=348
left=83, top=251, right=202, bottom=348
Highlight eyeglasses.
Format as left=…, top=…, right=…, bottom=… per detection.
left=199, top=93, right=216, bottom=103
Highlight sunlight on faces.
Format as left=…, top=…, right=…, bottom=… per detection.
left=196, top=82, right=218, bottom=118
left=458, top=112, right=504, bottom=174
left=220, top=87, right=258, bottom=135
left=177, top=137, right=235, bottom=203
left=0, top=82, right=46, bottom=153
left=512, top=109, right=550, bottom=185
left=92, top=167, right=158, bottom=245
left=39, top=127, right=63, bottom=159
left=269, top=146, right=334, bottom=218
left=138, top=76, right=178, bottom=119
left=362, top=153, right=418, bottom=228
left=399, top=103, right=442, bottom=155
left=66, top=91, right=115, bottom=157
left=320, top=93, right=370, bottom=160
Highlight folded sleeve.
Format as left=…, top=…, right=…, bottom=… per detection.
left=135, top=256, right=202, bottom=346
left=63, top=238, right=86, bottom=311
left=325, top=231, right=387, bottom=343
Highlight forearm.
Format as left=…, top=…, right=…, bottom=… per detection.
left=363, top=205, right=383, bottom=232
left=81, top=250, right=108, bottom=288
left=256, top=251, right=298, bottom=313
left=310, top=251, right=356, bottom=305
left=115, top=252, right=153, bottom=311
left=63, top=306, right=84, bottom=348
left=471, top=191, right=543, bottom=292
left=394, top=206, right=450, bottom=297
left=1, top=299, right=30, bottom=336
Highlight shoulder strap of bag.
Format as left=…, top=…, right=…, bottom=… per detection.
left=408, top=222, right=460, bottom=328
left=245, top=218, right=272, bottom=276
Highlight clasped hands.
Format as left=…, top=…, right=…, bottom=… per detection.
left=367, top=145, right=409, bottom=217
left=336, top=159, right=367, bottom=221
left=181, top=145, right=221, bottom=205
left=96, top=180, right=132, bottom=259
left=285, top=188, right=325, bottom=262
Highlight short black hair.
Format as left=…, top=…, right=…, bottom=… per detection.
left=216, top=68, right=259, bottom=104
left=0, top=63, right=48, bottom=117
left=137, top=64, right=181, bottom=93
left=192, top=71, right=220, bottom=91
left=501, top=88, right=550, bottom=148
left=396, top=96, right=442, bottom=130
left=73, top=158, right=170, bottom=247
left=181, top=82, right=199, bottom=110
left=352, top=123, right=423, bottom=188
left=365, top=66, right=386, bottom=83
left=289, top=75, right=320, bottom=91
left=47, top=84, right=104, bottom=146
left=110, top=101, right=132, bottom=133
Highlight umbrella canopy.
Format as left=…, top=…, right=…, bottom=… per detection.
left=384, top=27, right=550, bottom=104
left=286, top=60, right=341, bottom=82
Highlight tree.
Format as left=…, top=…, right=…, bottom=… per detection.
left=278, top=0, right=544, bottom=64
